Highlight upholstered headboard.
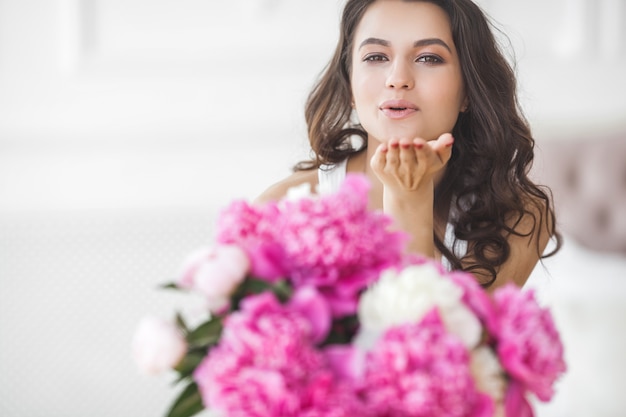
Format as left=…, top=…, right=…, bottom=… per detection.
left=531, top=133, right=626, bottom=254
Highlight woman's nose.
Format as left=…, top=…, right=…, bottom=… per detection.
left=386, top=61, right=414, bottom=89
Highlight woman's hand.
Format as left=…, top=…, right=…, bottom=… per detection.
left=370, top=132, right=454, bottom=195
left=369, top=132, right=454, bottom=258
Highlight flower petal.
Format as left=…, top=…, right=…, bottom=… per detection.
left=289, top=286, right=332, bottom=343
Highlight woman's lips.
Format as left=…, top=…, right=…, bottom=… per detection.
left=379, top=100, right=418, bottom=119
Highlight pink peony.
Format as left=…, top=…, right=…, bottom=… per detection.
left=361, top=308, right=493, bottom=417
left=193, top=292, right=366, bottom=417
left=278, top=174, right=408, bottom=316
left=176, top=244, right=250, bottom=312
left=215, top=200, right=286, bottom=281
left=297, top=372, right=373, bottom=417
left=324, top=345, right=365, bottom=385
left=504, top=380, right=534, bottom=417
left=131, top=316, right=187, bottom=375
left=493, top=285, right=566, bottom=402
left=288, top=286, right=332, bottom=344
left=215, top=174, right=408, bottom=317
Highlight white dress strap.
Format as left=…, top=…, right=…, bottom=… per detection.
left=317, top=159, right=348, bottom=195
left=441, top=222, right=468, bottom=271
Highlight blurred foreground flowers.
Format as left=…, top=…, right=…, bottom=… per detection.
left=133, top=174, right=566, bottom=417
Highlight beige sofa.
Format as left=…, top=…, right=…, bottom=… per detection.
left=533, top=134, right=626, bottom=254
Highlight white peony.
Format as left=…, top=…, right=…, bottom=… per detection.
left=357, top=263, right=482, bottom=349
left=132, top=316, right=187, bottom=375
left=176, top=245, right=250, bottom=313
left=470, top=346, right=506, bottom=402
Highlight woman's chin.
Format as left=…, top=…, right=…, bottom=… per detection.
left=363, top=121, right=440, bottom=142
left=371, top=130, right=437, bottom=143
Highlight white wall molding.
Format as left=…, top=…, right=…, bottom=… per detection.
left=57, top=0, right=98, bottom=76
left=56, top=0, right=339, bottom=78
left=597, top=0, right=625, bottom=59
left=1, top=1, right=625, bottom=145
left=552, top=0, right=625, bottom=60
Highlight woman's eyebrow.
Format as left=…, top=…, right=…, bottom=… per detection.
left=358, top=37, right=452, bottom=53
left=414, top=38, right=452, bottom=52
left=359, top=37, right=390, bottom=49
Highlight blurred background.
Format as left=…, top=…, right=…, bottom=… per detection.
left=0, top=1, right=625, bottom=416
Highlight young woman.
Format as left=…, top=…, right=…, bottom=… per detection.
left=256, top=0, right=560, bottom=290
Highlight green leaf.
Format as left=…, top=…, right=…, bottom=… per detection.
left=160, top=282, right=183, bottom=290
left=173, top=351, right=205, bottom=382
left=230, top=278, right=270, bottom=309
left=238, top=277, right=275, bottom=294
left=175, top=312, right=189, bottom=335
left=322, top=314, right=360, bottom=345
left=187, top=317, right=223, bottom=349
left=230, top=278, right=293, bottom=309
left=272, top=279, right=293, bottom=302
left=165, top=382, right=204, bottom=417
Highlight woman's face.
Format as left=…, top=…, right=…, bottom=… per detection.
left=350, top=0, right=467, bottom=143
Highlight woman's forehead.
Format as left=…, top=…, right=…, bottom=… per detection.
left=353, top=1, right=454, bottom=46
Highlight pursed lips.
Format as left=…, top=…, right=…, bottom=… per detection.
left=379, top=99, right=419, bottom=119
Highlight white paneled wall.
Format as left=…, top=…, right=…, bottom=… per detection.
left=0, top=0, right=342, bottom=212
left=2, top=0, right=341, bottom=144
left=0, top=1, right=625, bottom=417
left=488, top=0, right=626, bottom=137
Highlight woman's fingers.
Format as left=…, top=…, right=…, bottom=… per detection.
left=384, top=139, right=401, bottom=169
left=370, top=142, right=388, bottom=173
left=427, top=133, right=454, bottom=165
left=371, top=133, right=454, bottom=191
left=399, top=139, right=418, bottom=167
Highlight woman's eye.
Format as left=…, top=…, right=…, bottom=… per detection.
left=363, top=54, right=388, bottom=62
left=416, top=54, right=443, bottom=64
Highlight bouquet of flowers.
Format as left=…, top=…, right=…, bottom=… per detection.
left=132, top=174, right=566, bottom=417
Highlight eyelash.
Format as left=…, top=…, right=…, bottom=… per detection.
left=417, top=54, right=444, bottom=64
left=362, top=53, right=444, bottom=64
left=363, top=54, right=388, bottom=62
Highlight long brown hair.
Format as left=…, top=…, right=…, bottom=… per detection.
left=298, top=0, right=560, bottom=287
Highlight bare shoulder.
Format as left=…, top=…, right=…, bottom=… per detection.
left=254, top=169, right=319, bottom=204
left=516, top=193, right=554, bottom=242
left=488, top=193, right=556, bottom=289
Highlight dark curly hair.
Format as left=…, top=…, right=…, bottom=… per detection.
left=297, top=0, right=561, bottom=287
